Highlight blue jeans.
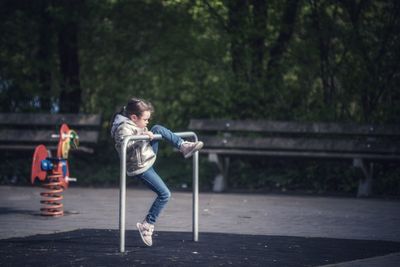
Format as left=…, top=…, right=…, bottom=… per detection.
left=134, top=125, right=184, bottom=224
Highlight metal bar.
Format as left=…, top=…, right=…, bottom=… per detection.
left=119, top=131, right=199, bottom=253
left=197, top=148, right=400, bottom=160
left=192, top=134, right=199, bottom=242
left=189, top=119, right=400, bottom=136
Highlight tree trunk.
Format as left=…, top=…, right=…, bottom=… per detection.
left=311, top=0, right=334, bottom=108
left=57, top=0, right=82, bottom=113
left=249, top=0, right=267, bottom=83
left=227, top=0, right=249, bottom=82
left=266, top=0, right=300, bottom=77
left=37, top=0, right=53, bottom=111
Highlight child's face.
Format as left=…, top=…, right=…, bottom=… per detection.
left=131, top=111, right=151, bottom=129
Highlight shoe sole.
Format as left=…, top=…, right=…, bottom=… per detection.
left=184, top=141, right=204, bottom=159
left=136, top=222, right=152, bottom=247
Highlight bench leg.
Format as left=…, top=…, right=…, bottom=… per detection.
left=208, top=153, right=230, bottom=192
left=353, top=158, right=374, bottom=197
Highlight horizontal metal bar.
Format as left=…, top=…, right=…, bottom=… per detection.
left=198, top=148, right=400, bottom=160
left=189, top=119, right=400, bottom=136
left=0, top=113, right=102, bottom=126
left=124, top=131, right=198, bottom=141
left=0, top=129, right=99, bottom=143
left=199, top=136, right=400, bottom=154
left=0, top=145, right=94, bottom=153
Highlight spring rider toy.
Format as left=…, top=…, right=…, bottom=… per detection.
left=31, top=123, right=79, bottom=217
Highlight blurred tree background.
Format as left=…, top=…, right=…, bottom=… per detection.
left=1, top=0, right=399, bottom=196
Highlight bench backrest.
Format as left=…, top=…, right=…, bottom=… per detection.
left=0, top=113, right=102, bottom=152
left=189, top=119, right=400, bottom=159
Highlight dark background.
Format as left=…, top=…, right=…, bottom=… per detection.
left=1, top=0, right=399, bottom=196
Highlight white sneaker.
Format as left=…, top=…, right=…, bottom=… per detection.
left=180, top=141, right=204, bottom=158
left=136, top=221, right=154, bottom=246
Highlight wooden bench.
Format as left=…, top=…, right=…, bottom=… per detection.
left=189, top=119, right=400, bottom=197
left=0, top=113, right=102, bottom=154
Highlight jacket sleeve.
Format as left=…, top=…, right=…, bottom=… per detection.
left=114, top=123, right=142, bottom=153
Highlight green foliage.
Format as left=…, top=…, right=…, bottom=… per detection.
left=1, top=0, right=399, bottom=195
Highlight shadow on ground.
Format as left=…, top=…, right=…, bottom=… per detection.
left=0, top=207, right=37, bottom=216
left=1, top=229, right=400, bottom=266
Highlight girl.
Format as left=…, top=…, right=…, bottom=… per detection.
left=110, top=97, right=203, bottom=246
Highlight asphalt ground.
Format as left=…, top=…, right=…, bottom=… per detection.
left=1, top=186, right=400, bottom=266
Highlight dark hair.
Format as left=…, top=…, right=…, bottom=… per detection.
left=111, top=97, right=154, bottom=125
left=124, top=98, right=154, bottom=117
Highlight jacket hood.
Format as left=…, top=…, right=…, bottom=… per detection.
left=111, top=114, right=130, bottom=138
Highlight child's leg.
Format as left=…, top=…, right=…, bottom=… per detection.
left=137, top=167, right=171, bottom=224
left=150, top=124, right=183, bottom=154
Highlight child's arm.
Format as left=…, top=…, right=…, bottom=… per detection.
left=144, top=131, right=155, bottom=140
left=114, top=125, right=142, bottom=151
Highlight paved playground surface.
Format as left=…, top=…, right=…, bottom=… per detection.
left=1, top=185, right=400, bottom=266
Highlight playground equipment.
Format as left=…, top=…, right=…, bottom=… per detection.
left=31, top=124, right=79, bottom=217
left=119, top=132, right=199, bottom=253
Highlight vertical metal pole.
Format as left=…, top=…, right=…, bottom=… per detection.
left=119, top=139, right=128, bottom=253
left=193, top=150, right=199, bottom=241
